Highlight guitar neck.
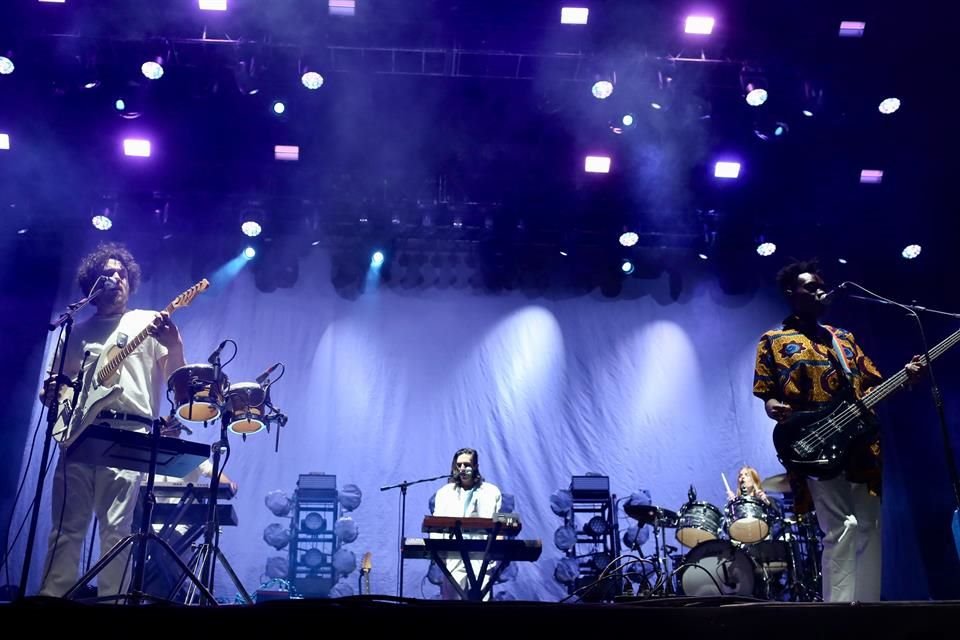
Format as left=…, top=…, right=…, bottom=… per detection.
left=96, top=301, right=175, bottom=386
left=862, top=326, right=960, bottom=409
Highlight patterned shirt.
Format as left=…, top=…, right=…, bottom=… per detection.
left=753, top=316, right=884, bottom=491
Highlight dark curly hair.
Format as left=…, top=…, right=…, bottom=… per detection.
left=448, top=447, right=485, bottom=487
left=76, top=242, right=142, bottom=296
left=776, top=259, right=821, bottom=295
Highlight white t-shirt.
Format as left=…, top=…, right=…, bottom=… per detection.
left=433, top=481, right=502, bottom=532
left=64, top=309, right=169, bottom=419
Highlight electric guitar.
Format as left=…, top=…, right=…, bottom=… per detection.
left=361, top=552, right=372, bottom=595
left=51, top=279, right=209, bottom=448
left=772, top=325, right=960, bottom=478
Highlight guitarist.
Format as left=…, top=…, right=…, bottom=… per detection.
left=752, top=259, right=924, bottom=603
left=38, top=243, right=186, bottom=598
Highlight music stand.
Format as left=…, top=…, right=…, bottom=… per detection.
left=62, top=421, right=217, bottom=605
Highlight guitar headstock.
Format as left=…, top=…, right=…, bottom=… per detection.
left=170, top=279, right=210, bottom=311
left=361, top=552, right=372, bottom=572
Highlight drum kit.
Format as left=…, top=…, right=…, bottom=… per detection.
left=165, top=359, right=287, bottom=441
left=624, top=475, right=823, bottom=601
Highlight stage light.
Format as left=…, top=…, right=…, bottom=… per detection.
left=650, top=102, right=663, bottom=110
left=0, top=56, right=14, bottom=75
left=685, top=16, right=715, bottom=35
left=561, top=7, right=589, bottom=24
left=91, top=206, right=113, bottom=231
left=329, top=0, right=356, bottom=16
left=301, top=71, right=324, bottom=90
left=302, top=512, right=326, bottom=533
left=141, top=59, right=164, bottom=81
left=878, top=97, right=901, bottom=114
left=114, top=99, right=126, bottom=111
left=839, top=21, right=865, bottom=38
left=39, top=1, right=67, bottom=3
left=902, top=244, right=921, bottom=260
left=199, top=0, right=227, bottom=10
left=272, top=100, right=286, bottom=115
left=274, top=145, right=299, bottom=161
left=621, top=260, right=635, bottom=275
left=584, top=155, right=611, bottom=173
left=241, top=221, right=262, bottom=237
left=802, top=109, right=814, bottom=117
left=621, top=113, right=635, bottom=127
left=838, top=258, right=848, bottom=264
left=756, top=242, right=777, bottom=257
left=123, top=138, right=151, bottom=157
left=371, top=251, right=385, bottom=267
left=584, top=516, right=610, bottom=537
left=619, top=231, right=639, bottom=247
left=698, top=253, right=709, bottom=260
left=591, top=80, right=613, bottom=99
left=860, top=169, right=883, bottom=184
left=714, top=161, right=741, bottom=179
left=754, top=120, right=789, bottom=142
left=243, top=246, right=257, bottom=260
left=745, top=87, right=768, bottom=106
left=0, top=133, right=8, bottom=150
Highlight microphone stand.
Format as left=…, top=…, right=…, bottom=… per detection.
left=380, top=472, right=450, bottom=598
left=845, top=285, right=960, bottom=560
left=18, top=283, right=107, bottom=598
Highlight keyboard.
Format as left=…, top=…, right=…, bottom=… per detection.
left=421, top=513, right=522, bottom=536
left=401, top=537, right=541, bottom=562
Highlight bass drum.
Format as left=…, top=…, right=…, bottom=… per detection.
left=677, top=540, right=761, bottom=597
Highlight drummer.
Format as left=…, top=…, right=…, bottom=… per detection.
left=726, top=466, right=772, bottom=506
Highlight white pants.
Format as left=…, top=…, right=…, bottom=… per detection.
left=39, top=454, right=142, bottom=598
left=440, top=559, right=495, bottom=601
left=807, top=476, right=882, bottom=602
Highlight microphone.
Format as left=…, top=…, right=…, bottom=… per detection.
left=740, top=480, right=748, bottom=496
left=688, top=484, right=697, bottom=503
left=460, top=467, right=475, bottom=478
left=817, top=282, right=847, bottom=304
left=207, top=340, right=229, bottom=365
left=102, top=278, right=119, bottom=290
left=256, top=362, right=282, bottom=385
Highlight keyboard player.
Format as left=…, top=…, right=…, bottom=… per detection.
left=432, top=447, right=502, bottom=600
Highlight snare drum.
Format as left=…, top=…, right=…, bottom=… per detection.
left=167, top=364, right=225, bottom=424
left=726, top=496, right=773, bottom=544
left=225, top=382, right=267, bottom=435
left=676, top=501, right=725, bottom=548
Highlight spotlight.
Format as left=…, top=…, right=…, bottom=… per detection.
left=561, top=7, right=589, bottom=25
left=714, top=161, right=741, bottom=179
left=650, top=102, right=663, bottom=110
left=584, top=155, right=611, bottom=173
left=756, top=242, right=777, bottom=257
left=878, top=97, right=901, bottom=115
left=591, top=80, right=613, bottom=100
left=329, top=0, right=356, bottom=16
left=243, top=246, right=257, bottom=260
left=301, top=548, right=326, bottom=569
left=91, top=204, right=113, bottom=231
left=584, top=515, right=610, bottom=537
left=302, top=511, right=326, bottom=533
left=199, top=0, right=228, bottom=10
left=745, top=87, right=768, bottom=107
left=860, top=169, right=883, bottom=184
left=114, top=99, right=126, bottom=111
left=621, top=260, right=635, bottom=275
left=234, top=60, right=259, bottom=95
left=621, top=113, right=635, bottom=127
left=141, top=59, right=164, bottom=81
left=301, top=70, right=324, bottom=90
left=241, top=221, right=262, bottom=237
left=802, top=109, right=814, bottom=117
left=0, top=56, right=14, bottom=75
left=838, top=20, right=865, bottom=38
left=698, top=253, right=709, bottom=260
left=0, top=133, right=9, bottom=150
left=901, top=244, right=921, bottom=260
left=272, top=100, right=286, bottom=115
left=838, top=258, right=848, bottom=264
left=274, top=145, right=299, bottom=162
left=123, top=138, right=151, bottom=157
left=754, top=120, right=789, bottom=142
left=619, top=231, right=639, bottom=247
left=684, top=16, right=715, bottom=35
left=371, top=251, right=385, bottom=267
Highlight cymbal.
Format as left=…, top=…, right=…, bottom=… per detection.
left=624, top=503, right=679, bottom=527
left=760, top=473, right=792, bottom=493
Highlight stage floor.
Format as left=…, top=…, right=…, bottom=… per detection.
left=2, top=596, right=957, bottom=637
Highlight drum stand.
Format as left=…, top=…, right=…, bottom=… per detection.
left=171, top=411, right=252, bottom=605
left=648, top=512, right=677, bottom=595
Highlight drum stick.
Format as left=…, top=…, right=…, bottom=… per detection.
left=721, top=472, right=733, bottom=497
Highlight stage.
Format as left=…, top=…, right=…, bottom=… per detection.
left=3, top=596, right=958, bottom=637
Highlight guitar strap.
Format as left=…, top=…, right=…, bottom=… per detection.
left=821, top=324, right=854, bottom=384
